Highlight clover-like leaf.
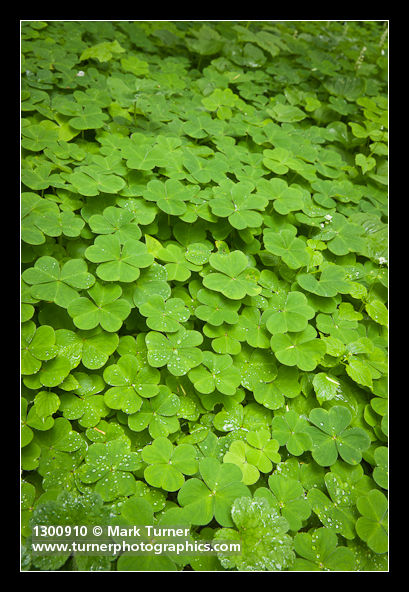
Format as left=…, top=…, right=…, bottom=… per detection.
left=145, top=328, right=203, bottom=376
left=21, top=322, right=58, bottom=375
left=263, top=177, right=305, bottom=215
left=77, top=439, right=142, bottom=502
left=365, top=299, right=388, bottom=327
left=265, top=291, right=315, bottom=334
left=145, top=236, right=199, bottom=282
left=80, top=39, right=125, bottom=62
left=373, top=446, right=388, bottom=490
left=141, top=437, right=198, bottom=492
left=223, top=440, right=260, bottom=485
left=270, top=325, right=327, bottom=371
left=315, top=212, right=366, bottom=256
left=59, top=372, right=109, bottom=428
left=120, top=136, right=165, bottom=172
left=34, top=417, right=84, bottom=480
left=254, top=366, right=301, bottom=411
left=271, top=410, right=312, bottom=456
left=128, top=386, right=180, bottom=438
left=188, top=351, right=241, bottom=396
left=177, top=456, right=250, bottom=527
left=21, top=193, right=61, bottom=245
left=20, top=20, right=388, bottom=572
left=22, top=123, right=59, bottom=152
left=210, top=179, right=267, bottom=229
left=264, top=228, right=310, bottom=270
left=297, top=265, right=352, bottom=297
left=257, top=473, right=311, bottom=532
left=143, top=178, right=197, bottom=216
left=245, top=428, right=281, bottom=471
left=22, top=162, right=67, bottom=192
left=103, top=354, right=160, bottom=414
left=234, top=345, right=278, bottom=391
left=22, top=256, right=95, bottom=308
left=203, top=322, right=246, bottom=355
left=33, top=390, right=60, bottom=420
left=75, top=327, right=119, bottom=370
left=67, top=282, right=131, bottom=332
left=85, top=234, right=153, bottom=283
left=307, top=461, right=373, bottom=540
left=64, top=168, right=125, bottom=196
left=21, top=399, right=34, bottom=447
left=139, top=294, right=190, bottom=332
left=207, top=254, right=261, bottom=303
left=88, top=205, right=142, bottom=242
left=292, top=527, right=356, bottom=571
left=238, top=307, right=271, bottom=349
left=132, top=262, right=171, bottom=306
left=356, top=489, right=388, bottom=554
left=68, top=104, right=109, bottom=130
left=306, top=406, right=371, bottom=466
left=195, top=288, right=240, bottom=326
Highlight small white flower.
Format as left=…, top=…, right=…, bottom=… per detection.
left=324, top=214, right=333, bottom=221
left=378, top=256, right=387, bottom=265
left=76, top=70, right=85, bottom=77
left=320, top=223, right=325, bottom=228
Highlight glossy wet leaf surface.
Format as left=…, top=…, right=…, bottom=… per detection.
left=21, top=20, right=388, bottom=572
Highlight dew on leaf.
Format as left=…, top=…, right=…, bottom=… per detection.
left=21, top=19, right=387, bottom=573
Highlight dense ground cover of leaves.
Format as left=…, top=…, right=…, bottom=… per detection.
left=21, top=20, right=388, bottom=572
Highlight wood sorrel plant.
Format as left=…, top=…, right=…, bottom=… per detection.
left=21, top=20, right=388, bottom=572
